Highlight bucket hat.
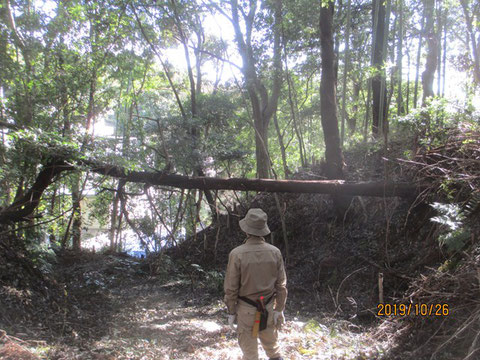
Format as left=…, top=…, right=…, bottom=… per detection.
left=239, top=208, right=271, bottom=236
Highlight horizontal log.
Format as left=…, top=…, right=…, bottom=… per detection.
left=89, top=162, right=418, bottom=198
left=0, top=158, right=420, bottom=223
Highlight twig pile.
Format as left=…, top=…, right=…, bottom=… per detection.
left=377, top=125, right=480, bottom=359
left=401, top=126, right=480, bottom=203
left=380, top=250, right=480, bottom=359
left=0, top=329, right=41, bottom=360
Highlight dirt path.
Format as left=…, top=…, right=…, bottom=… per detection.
left=56, top=284, right=386, bottom=359
left=15, top=255, right=388, bottom=359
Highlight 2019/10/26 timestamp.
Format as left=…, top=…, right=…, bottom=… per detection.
left=377, top=303, right=449, bottom=317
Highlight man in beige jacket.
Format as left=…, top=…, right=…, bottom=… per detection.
left=224, top=208, right=287, bottom=360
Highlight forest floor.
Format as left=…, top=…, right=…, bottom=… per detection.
left=1, top=252, right=390, bottom=360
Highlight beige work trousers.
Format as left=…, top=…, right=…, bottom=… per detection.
left=236, top=301, right=281, bottom=360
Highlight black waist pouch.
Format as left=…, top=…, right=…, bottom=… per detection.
left=259, top=309, right=268, bottom=331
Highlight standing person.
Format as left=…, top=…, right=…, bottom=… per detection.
left=224, top=208, right=288, bottom=360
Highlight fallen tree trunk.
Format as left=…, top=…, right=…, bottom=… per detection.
left=0, top=157, right=420, bottom=224
left=88, top=161, right=417, bottom=197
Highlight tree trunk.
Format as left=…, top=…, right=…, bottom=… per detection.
left=320, top=1, right=344, bottom=180
left=349, top=82, right=360, bottom=134
left=406, top=44, right=411, bottom=113
left=0, top=159, right=422, bottom=224
left=371, top=0, right=388, bottom=137
left=273, top=112, right=290, bottom=177
left=396, top=0, right=405, bottom=115
left=441, top=12, right=447, bottom=97
left=71, top=178, right=82, bottom=252
left=436, top=1, right=442, bottom=97
left=282, top=34, right=306, bottom=167
left=170, top=0, right=218, bottom=217
left=422, top=0, right=438, bottom=105
left=230, top=0, right=283, bottom=179
left=340, top=0, right=352, bottom=146
left=414, top=9, right=425, bottom=108
left=459, top=0, right=480, bottom=85
left=109, top=179, right=123, bottom=251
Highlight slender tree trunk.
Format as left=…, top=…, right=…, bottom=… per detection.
left=109, top=180, right=122, bottom=251
left=459, top=0, right=480, bottom=85
left=185, top=189, right=197, bottom=238
left=436, top=0, right=442, bottom=97
left=71, top=176, right=82, bottom=251
left=273, top=112, right=290, bottom=176
left=364, top=80, right=372, bottom=142
left=414, top=8, right=425, bottom=108
left=422, top=0, right=437, bottom=105
left=282, top=30, right=306, bottom=167
left=371, top=0, right=388, bottom=138
left=387, top=8, right=397, bottom=121
left=396, top=0, right=405, bottom=115
left=441, top=13, right=447, bottom=96
left=406, top=46, right=411, bottom=114
left=340, top=0, right=352, bottom=146
left=349, top=82, right=360, bottom=134
left=381, top=0, right=391, bottom=140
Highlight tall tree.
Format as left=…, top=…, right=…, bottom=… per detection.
left=422, top=0, right=438, bottom=105
left=340, top=0, right=352, bottom=145
left=320, top=0, right=344, bottom=180
left=413, top=5, right=425, bottom=108
left=229, top=0, right=283, bottom=178
left=459, top=0, right=480, bottom=85
left=396, top=0, right=405, bottom=115
left=371, top=0, right=390, bottom=137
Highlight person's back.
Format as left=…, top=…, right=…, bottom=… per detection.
left=226, top=237, right=285, bottom=304
left=224, top=208, right=287, bottom=360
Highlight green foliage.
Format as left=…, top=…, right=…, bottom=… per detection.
left=7, top=128, right=82, bottom=161
left=25, top=241, right=57, bottom=276
left=430, top=202, right=471, bottom=253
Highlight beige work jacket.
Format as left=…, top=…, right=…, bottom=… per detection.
left=224, top=235, right=287, bottom=314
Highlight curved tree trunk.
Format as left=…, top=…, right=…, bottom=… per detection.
left=230, top=0, right=283, bottom=179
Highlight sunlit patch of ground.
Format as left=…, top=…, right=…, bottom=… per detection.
left=12, top=256, right=389, bottom=360
left=53, top=284, right=388, bottom=360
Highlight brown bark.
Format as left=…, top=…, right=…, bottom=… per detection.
left=87, top=164, right=416, bottom=197
left=371, top=0, right=388, bottom=137
left=0, top=157, right=420, bottom=224
left=320, top=1, right=344, bottom=180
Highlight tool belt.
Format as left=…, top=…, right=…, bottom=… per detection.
left=238, top=293, right=275, bottom=335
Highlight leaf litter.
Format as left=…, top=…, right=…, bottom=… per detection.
left=1, top=251, right=389, bottom=359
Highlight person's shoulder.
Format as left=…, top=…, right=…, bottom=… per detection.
left=229, top=243, right=247, bottom=256
left=262, top=242, right=282, bottom=253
